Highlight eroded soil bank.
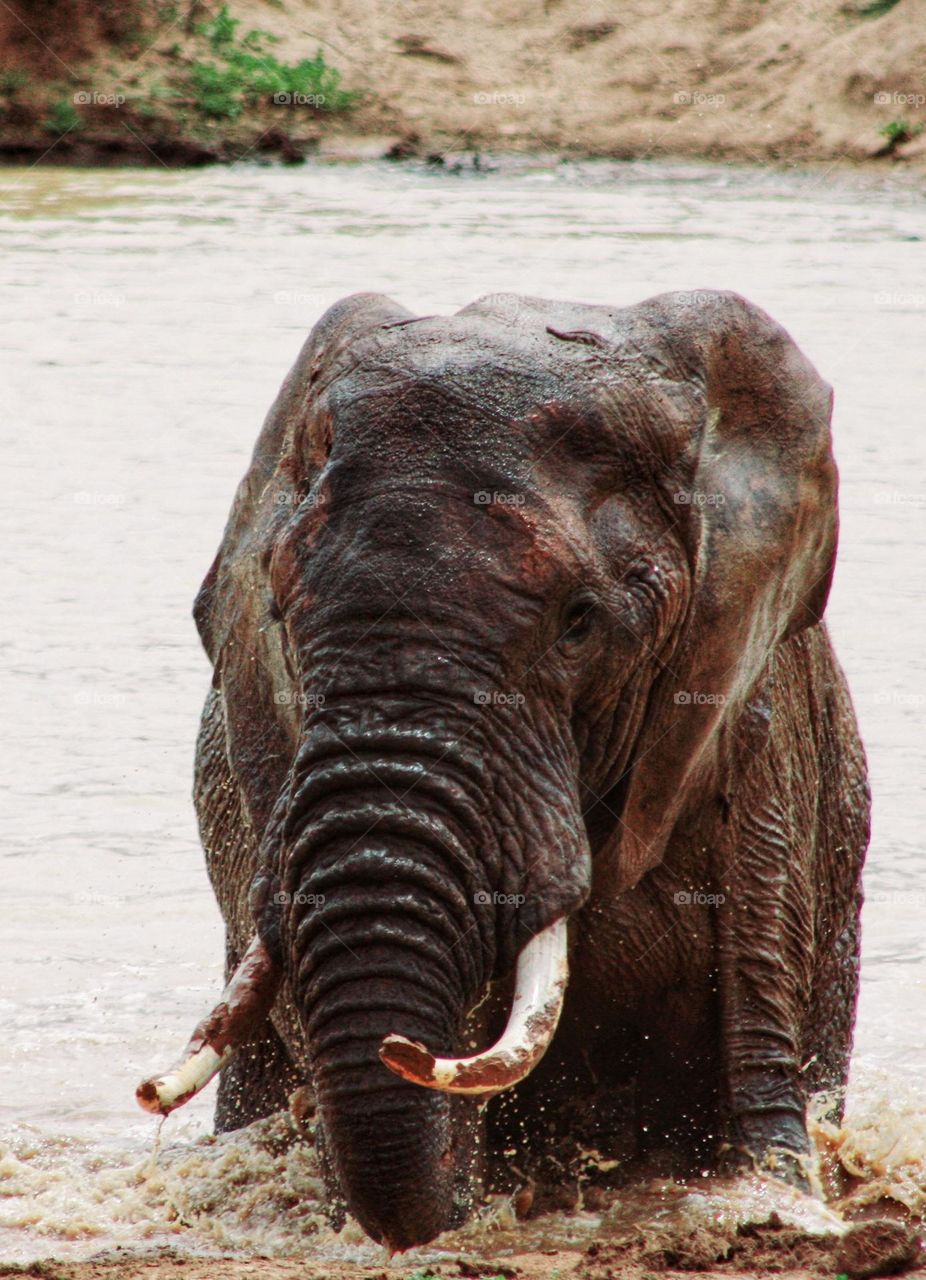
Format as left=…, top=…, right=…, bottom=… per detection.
left=0, top=0, right=925, bottom=169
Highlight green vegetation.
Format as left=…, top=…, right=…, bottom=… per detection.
left=875, top=118, right=923, bottom=157
left=879, top=118, right=922, bottom=142
left=44, top=99, right=82, bottom=134
left=0, top=70, right=29, bottom=97
left=201, top=3, right=242, bottom=51
left=188, top=5, right=356, bottom=119
left=857, top=0, right=902, bottom=15
left=2, top=1, right=355, bottom=157
left=405, top=1273, right=511, bottom=1280
left=189, top=60, right=245, bottom=119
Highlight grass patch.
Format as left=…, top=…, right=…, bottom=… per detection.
left=190, top=60, right=245, bottom=119
left=879, top=118, right=923, bottom=143
left=0, top=70, right=29, bottom=97
left=44, top=99, right=82, bottom=134
left=857, top=0, right=902, bottom=15
left=200, top=3, right=242, bottom=51
left=876, top=117, right=923, bottom=156
left=405, top=1274, right=512, bottom=1280
left=188, top=4, right=356, bottom=119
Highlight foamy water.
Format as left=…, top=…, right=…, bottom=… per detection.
left=0, top=157, right=923, bottom=1262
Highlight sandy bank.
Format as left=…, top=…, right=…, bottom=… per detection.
left=0, top=0, right=925, bottom=168
left=0, top=1214, right=922, bottom=1280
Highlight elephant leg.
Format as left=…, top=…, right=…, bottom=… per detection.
left=214, top=938, right=304, bottom=1133
left=799, top=912, right=860, bottom=1122
left=715, top=794, right=816, bottom=1181
left=800, top=699, right=868, bottom=1120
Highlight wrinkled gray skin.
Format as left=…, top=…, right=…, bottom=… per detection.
left=192, top=291, right=869, bottom=1250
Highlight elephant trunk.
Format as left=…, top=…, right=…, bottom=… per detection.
left=302, top=928, right=467, bottom=1248
left=279, top=728, right=493, bottom=1249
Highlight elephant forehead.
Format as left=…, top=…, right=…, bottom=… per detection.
left=310, top=304, right=703, bottom=479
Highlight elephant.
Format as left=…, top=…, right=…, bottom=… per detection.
left=142, top=289, right=869, bottom=1252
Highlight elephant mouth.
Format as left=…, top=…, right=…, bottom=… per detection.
left=379, top=916, right=569, bottom=1096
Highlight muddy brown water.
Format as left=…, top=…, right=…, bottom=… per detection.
left=0, top=157, right=923, bottom=1271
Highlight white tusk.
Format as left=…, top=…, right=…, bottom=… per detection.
left=379, top=917, right=569, bottom=1097
left=137, top=1043, right=230, bottom=1116
left=136, top=934, right=280, bottom=1116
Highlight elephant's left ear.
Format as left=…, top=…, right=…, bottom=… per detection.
left=684, top=291, right=838, bottom=639
left=605, top=291, right=838, bottom=891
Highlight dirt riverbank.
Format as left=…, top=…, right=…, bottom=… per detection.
left=1, top=1106, right=924, bottom=1280
left=0, top=0, right=925, bottom=169
left=0, top=1218, right=922, bottom=1280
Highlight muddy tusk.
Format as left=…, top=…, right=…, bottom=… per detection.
left=379, top=917, right=568, bottom=1097
left=136, top=934, right=281, bottom=1116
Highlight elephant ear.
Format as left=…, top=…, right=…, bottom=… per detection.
left=605, top=291, right=837, bottom=892
left=193, top=292, right=414, bottom=833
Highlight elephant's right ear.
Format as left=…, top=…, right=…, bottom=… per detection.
left=191, top=294, right=415, bottom=831
left=597, top=290, right=838, bottom=893
left=193, top=292, right=415, bottom=666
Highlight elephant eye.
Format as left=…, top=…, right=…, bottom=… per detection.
left=265, top=597, right=284, bottom=626
left=560, top=595, right=598, bottom=645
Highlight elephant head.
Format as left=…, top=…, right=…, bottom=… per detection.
left=192, top=290, right=836, bottom=1249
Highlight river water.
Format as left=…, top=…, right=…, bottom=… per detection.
left=0, top=157, right=923, bottom=1263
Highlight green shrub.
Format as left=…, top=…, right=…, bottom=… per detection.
left=198, top=4, right=241, bottom=51
left=190, top=60, right=244, bottom=119
left=241, top=27, right=279, bottom=52
left=857, top=0, right=902, bottom=15
left=45, top=99, right=82, bottom=134
left=879, top=118, right=922, bottom=142
left=188, top=10, right=357, bottom=120
left=0, top=70, right=29, bottom=96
